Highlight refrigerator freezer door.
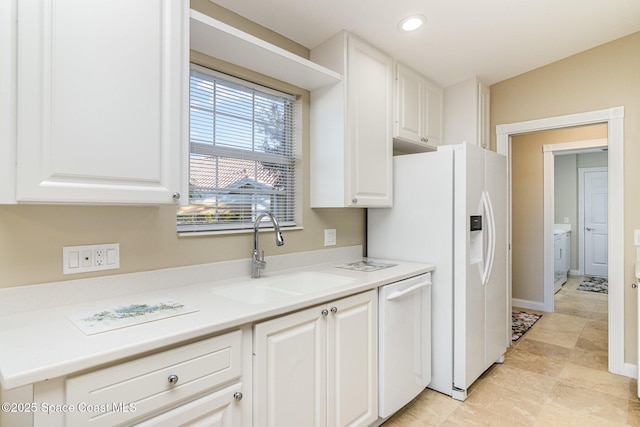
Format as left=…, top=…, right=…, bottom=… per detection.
left=453, top=142, right=487, bottom=392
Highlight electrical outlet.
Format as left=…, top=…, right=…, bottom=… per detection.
left=63, top=243, right=120, bottom=274
left=324, top=229, right=337, bottom=246
left=94, top=249, right=105, bottom=266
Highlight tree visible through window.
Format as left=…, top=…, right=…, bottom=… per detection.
left=177, top=65, right=297, bottom=233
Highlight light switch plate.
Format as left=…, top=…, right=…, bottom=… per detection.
left=635, top=230, right=640, bottom=246
left=63, top=243, right=120, bottom=274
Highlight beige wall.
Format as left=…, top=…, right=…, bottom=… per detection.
left=492, top=31, right=640, bottom=364
left=0, top=1, right=366, bottom=288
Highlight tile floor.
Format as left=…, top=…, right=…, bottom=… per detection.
left=383, top=275, right=640, bottom=426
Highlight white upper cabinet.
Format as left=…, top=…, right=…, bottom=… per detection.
left=310, top=32, right=394, bottom=208
left=444, top=76, right=490, bottom=149
left=393, top=62, right=443, bottom=153
left=0, top=0, right=17, bottom=204
left=15, top=0, right=188, bottom=204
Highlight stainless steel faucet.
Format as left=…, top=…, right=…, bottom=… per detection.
left=252, top=212, right=284, bottom=278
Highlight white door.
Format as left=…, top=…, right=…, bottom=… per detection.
left=582, top=168, right=608, bottom=277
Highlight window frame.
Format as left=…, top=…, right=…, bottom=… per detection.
left=178, top=64, right=301, bottom=235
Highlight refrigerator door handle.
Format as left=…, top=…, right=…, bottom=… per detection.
left=481, top=191, right=496, bottom=285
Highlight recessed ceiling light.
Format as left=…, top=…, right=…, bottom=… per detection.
left=398, top=15, right=426, bottom=32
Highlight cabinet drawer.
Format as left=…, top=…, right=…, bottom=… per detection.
left=134, top=383, right=243, bottom=427
left=65, top=330, right=242, bottom=427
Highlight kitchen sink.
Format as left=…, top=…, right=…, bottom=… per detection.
left=262, top=271, right=354, bottom=293
left=211, top=271, right=355, bottom=304
left=211, top=283, right=299, bottom=305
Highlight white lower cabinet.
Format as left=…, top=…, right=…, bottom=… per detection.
left=134, top=384, right=242, bottom=427
left=253, top=290, right=378, bottom=427
left=29, top=329, right=247, bottom=427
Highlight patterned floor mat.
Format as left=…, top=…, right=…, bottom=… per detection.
left=512, top=310, right=542, bottom=342
left=577, top=276, right=608, bottom=294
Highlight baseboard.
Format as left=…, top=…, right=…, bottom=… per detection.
left=569, top=269, right=581, bottom=276
left=623, top=363, right=638, bottom=380
left=512, top=298, right=546, bottom=312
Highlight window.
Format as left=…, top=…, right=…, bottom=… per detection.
left=178, top=65, right=298, bottom=233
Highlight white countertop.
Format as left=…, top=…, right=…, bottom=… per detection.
left=0, top=246, right=433, bottom=390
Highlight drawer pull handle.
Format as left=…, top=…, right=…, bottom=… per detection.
left=233, top=391, right=243, bottom=401
left=168, top=374, right=179, bottom=385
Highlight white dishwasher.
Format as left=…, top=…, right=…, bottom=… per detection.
left=378, top=272, right=432, bottom=418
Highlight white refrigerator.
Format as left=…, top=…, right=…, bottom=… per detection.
left=368, top=142, right=508, bottom=401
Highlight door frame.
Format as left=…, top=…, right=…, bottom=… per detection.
left=579, top=166, right=609, bottom=276
left=497, top=106, right=626, bottom=377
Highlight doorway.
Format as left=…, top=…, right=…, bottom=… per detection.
left=496, top=106, right=627, bottom=377
left=554, top=150, right=609, bottom=293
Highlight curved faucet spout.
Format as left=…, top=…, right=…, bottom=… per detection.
left=252, top=212, right=285, bottom=278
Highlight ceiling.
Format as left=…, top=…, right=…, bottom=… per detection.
left=209, top=0, right=640, bottom=88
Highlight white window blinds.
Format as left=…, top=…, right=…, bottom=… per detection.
left=178, top=65, right=297, bottom=233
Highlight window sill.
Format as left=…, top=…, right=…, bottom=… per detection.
left=178, top=225, right=303, bottom=238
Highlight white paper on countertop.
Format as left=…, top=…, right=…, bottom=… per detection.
left=66, top=299, right=199, bottom=335
left=335, top=260, right=397, bottom=272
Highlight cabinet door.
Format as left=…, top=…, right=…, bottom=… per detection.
left=346, top=35, right=393, bottom=207
left=562, top=233, right=571, bottom=272
left=0, top=0, right=17, bottom=203
left=395, top=63, right=424, bottom=144
left=135, top=384, right=243, bottom=427
left=327, top=290, right=378, bottom=427
left=16, top=0, right=186, bottom=204
left=424, top=79, right=443, bottom=146
left=554, top=236, right=562, bottom=273
left=253, top=305, right=327, bottom=427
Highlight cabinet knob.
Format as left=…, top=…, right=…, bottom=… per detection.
left=172, top=192, right=181, bottom=200
left=321, top=309, right=329, bottom=316
left=330, top=306, right=338, bottom=313
left=352, top=198, right=358, bottom=204
left=233, top=391, right=243, bottom=401
left=168, top=374, right=179, bottom=385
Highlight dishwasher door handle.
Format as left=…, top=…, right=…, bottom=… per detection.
left=386, top=281, right=431, bottom=301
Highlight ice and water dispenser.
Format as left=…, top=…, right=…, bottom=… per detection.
left=469, top=215, right=483, bottom=264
